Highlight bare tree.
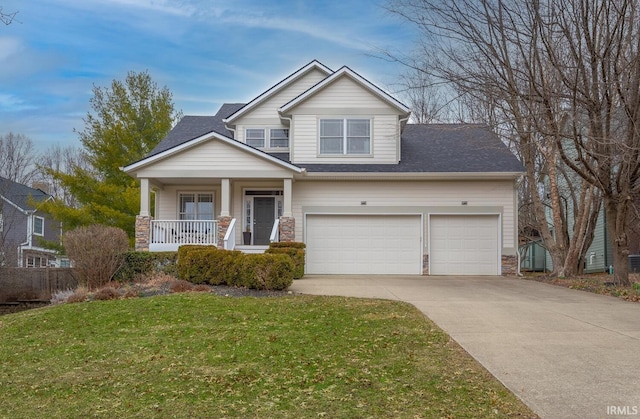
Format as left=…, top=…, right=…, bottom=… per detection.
left=395, top=67, right=447, bottom=123
left=0, top=133, right=40, bottom=185
left=0, top=6, right=17, bottom=25
left=386, top=0, right=603, bottom=278
left=36, top=144, right=88, bottom=208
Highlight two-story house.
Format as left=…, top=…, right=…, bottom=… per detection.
left=124, top=61, right=524, bottom=275
left=0, top=177, right=61, bottom=267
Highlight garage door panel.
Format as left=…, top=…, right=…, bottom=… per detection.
left=306, top=215, right=421, bottom=275
left=430, top=215, right=499, bottom=275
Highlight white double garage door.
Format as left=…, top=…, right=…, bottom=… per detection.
left=305, top=214, right=500, bottom=275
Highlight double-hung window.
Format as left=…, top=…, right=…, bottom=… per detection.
left=320, top=118, right=371, bottom=155
left=269, top=128, right=289, bottom=148
left=179, top=193, right=214, bottom=220
left=33, top=216, right=44, bottom=236
left=246, top=129, right=265, bottom=148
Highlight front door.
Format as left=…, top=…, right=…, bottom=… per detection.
left=253, top=197, right=275, bottom=245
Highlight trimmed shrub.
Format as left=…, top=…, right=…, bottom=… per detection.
left=269, top=241, right=306, bottom=249
left=265, top=247, right=305, bottom=279
left=179, top=248, right=218, bottom=284
left=177, top=245, right=218, bottom=281
left=207, top=250, right=244, bottom=286
left=63, top=225, right=129, bottom=290
left=240, top=253, right=294, bottom=290
left=114, top=251, right=178, bottom=282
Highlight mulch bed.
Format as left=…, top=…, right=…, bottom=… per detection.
left=524, top=272, right=640, bottom=302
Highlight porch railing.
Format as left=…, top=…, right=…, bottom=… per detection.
left=223, top=218, right=237, bottom=250
left=150, top=220, right=218, bottom=248
left=269, top=218, right=280, bottom=243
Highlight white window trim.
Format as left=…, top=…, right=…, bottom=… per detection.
left=33, top=215, right=45, bottom=236
left=177, top=191, right=216, bottom=220
left=245, top=128, right=266, bottom=148
left=318, top=117, right=372, bottom=156
left=269, top=128, right=289, bottom=149
left=244, top=127, right=290, bottom=150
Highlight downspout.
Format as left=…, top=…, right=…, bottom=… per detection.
left=18, top=211, right=33, bottom=267
left=398, top=115, right=410, bottom=163
left=515, top=176, right=523, bottom=276
left=224, top=122, right=236, bottom=139
left=280, top=115, right=293, bottom=160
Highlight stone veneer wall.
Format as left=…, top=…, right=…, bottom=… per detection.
left=279, top=217, right=295, bottom=242
left=135, top=215, right=151, bottom=252
left=501, top=255, right=518, bottom=276
left=217, top=216, right=233, bottom=249
left=423, top=254, right=429, bottom=275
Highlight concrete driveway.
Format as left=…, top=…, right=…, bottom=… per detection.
left=289, top=275, right=640, bottom=419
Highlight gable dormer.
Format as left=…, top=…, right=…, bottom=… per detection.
left=223, top=60, right=332, bottom=152
left=279, top=66, right=411, bottom=164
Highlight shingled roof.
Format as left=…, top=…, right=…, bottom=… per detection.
left=147, top=103, right=245, bottom=158
left=0, top=177, right=51, bottom=211
left=302, top=124, right=524, bottom=173
left=144, top=104, right=523, bottom=174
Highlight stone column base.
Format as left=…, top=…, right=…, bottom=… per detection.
left=501, top=255, right=518, bottom=276
left=135, top=215, right=152, bottom=252
left=279, top=217, right=295, bottom=242
left=217, top=216, right=233, bottom=249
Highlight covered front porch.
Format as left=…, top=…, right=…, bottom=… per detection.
left=135, top=177, right=296, bottom=252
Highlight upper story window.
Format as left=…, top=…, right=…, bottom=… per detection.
left=33, top=216, right=44, bottom=236
left=245, top=128, right=289, bottom=149
left=320, top=118, right=371, bottom=155
left=179, top=193, right=214, bottom=220
left=246, top=129, right=265, bottom=148
left=270, top=128, right=289, bottom=148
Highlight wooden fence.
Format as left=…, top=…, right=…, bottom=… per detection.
left=0, top=268, right=78, bottom=302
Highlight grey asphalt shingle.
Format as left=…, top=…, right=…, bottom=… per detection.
left=146, top=103, right=245, bottom=158
left=0, top=177, right=50, bottom=210
left=143, top=104, right=524, bottom=174
left=301, top=124, right=524, bottom=173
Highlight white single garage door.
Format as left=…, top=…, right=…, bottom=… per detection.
left=429, top=215, right=499, bottom=275
left=306, top=214, right=422, bottom=274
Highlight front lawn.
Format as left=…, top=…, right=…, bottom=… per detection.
left=0, top=294, right=536, bottom=418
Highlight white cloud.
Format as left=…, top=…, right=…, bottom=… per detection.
left=0, top=93, right=36, bottom=112
left=0, top=37, right=24, bottom=61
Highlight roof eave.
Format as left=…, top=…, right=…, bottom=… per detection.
left=300, top=171, right=524, bottom=180
left=224, top=60, right=333, bottom=124
left=122, top=131, right=303, bottom=175
left=280, top=66, right=411, bottom=115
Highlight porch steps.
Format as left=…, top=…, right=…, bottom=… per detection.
left=234, top=245, right=269, bottom=254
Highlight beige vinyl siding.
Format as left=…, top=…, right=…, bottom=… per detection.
left=234, top=69, right=328, bottom=127
left=155, top=185, right=220, bottom=221
left=291, top=76, right=401, bottom=112
left=136, top=139, right=292, bottom=178
left=293, top=180, right=516, bottom=252
left=287, top=77, right=401, bottom=164
left=291, top=114, right=398, bottom=164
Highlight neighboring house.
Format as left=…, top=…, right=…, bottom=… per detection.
left=0, top=177, right=61, bottom=267
left=124, top=61, right=524, bottom=275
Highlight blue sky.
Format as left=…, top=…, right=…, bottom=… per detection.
left=0, top=0, right=417, bottom=150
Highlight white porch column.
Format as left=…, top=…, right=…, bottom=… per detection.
left=221, top=178, right=231, bottom=217
left=140, top=178, right=150, bottom=217
left=283, top=178, right=293, bottom=217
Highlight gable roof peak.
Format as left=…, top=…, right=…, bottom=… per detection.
left=223, top=60, right=333, bottom=124
left=279, top=64, right=411, bottom=115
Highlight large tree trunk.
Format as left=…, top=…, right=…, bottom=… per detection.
left=605, top=197, right=631, bottom=286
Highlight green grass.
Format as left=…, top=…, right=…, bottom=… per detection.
left=0, top=294, right=536, bottom=418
